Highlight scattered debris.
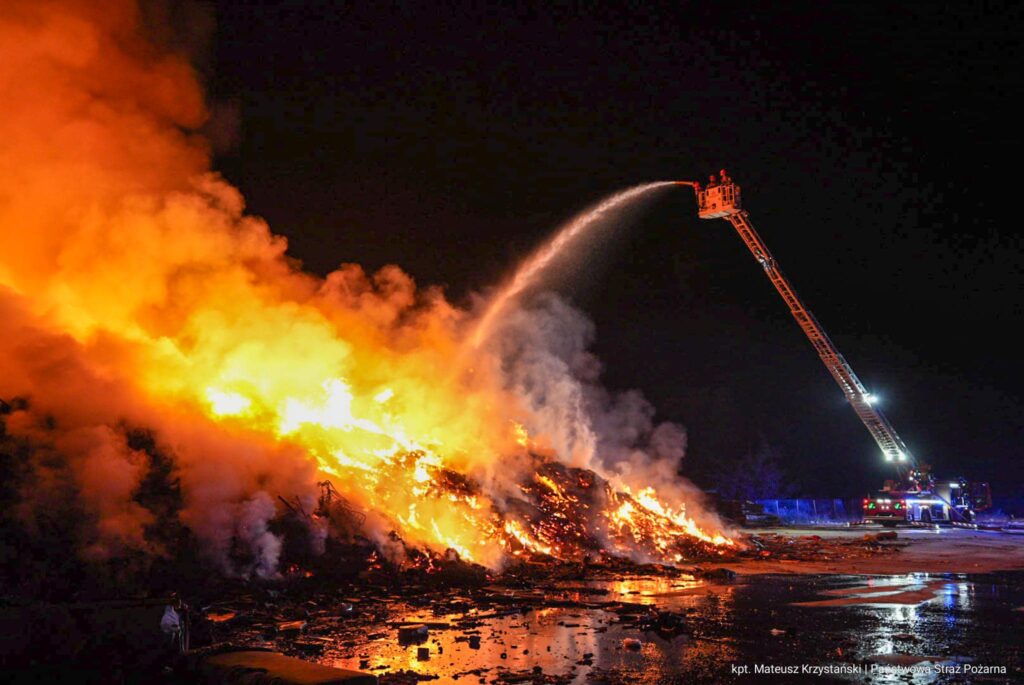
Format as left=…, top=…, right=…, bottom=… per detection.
left=398, top=624, right=428, bottom=642
left=744, top=532, right=904, bottom=562
left=699, top=567, right=737, bottom=581
left=377, top=669, right=440, bottom=683
left=637, top=609, right=688, bottom=638
left=206, top=610, right=237, bottom=623
left=276, top=620, right=307, bottom=635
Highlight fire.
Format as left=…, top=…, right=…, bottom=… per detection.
left=605, top=490, right=734, bottom=559
left=167, top=306, right=733, bottom=566
left=206, top=388, right=252, bottom=417
left=0, top=0, right=735, bottom=575
left=503, top=520, right=555, bottom=557
left=631, top=487, right=736, bottom=547
left=512, top=421, right=531, bottom=448
left=535, top=474, right=571, bottom=501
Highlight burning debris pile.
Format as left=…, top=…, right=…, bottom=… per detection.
left=297, top=457, right=734, bottom=581
left=505, top=461, right=732, bottom=562
left=252, top=460, right=736, bottom=603
left=0, top=0, right=735, bottom=598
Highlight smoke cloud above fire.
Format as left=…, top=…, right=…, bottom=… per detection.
left=0, top=0, right=730, bottom=578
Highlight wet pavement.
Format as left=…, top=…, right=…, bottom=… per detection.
left=239, top=570, right=1024, bottom=684
left=5, top=528, right=1023, bottom=683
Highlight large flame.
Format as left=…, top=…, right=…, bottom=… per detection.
left=0, top=0, right=733, bottom=574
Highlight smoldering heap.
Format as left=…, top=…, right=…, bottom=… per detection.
left=0, top=0, right=734, bottom=596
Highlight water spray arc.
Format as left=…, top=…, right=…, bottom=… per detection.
left=468, top=181, right=678, bottom=349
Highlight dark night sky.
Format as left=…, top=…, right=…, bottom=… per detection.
left=204, top=2, right=1024, bottom=497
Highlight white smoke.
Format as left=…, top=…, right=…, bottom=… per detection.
left=488, top=292, right=729, bottom=536
left=491, top=293, right=688, bottom=488
left=234, top=491, right=283, bottom=579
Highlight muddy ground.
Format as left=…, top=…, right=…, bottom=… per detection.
left=4, top=526, right=1023, bottom=684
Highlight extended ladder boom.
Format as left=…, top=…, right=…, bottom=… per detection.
left=682, top=175, right=912, bottom=465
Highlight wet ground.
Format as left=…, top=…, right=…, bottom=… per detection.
left=242, top=569, right=1024, bottom=684
left=186, top=526, right=1024, bottom=683
left=6, top=526, right=1023, bottom=683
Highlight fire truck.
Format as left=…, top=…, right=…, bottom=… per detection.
left=863, top=471, right=991, bottom=526
left=679, top=172, right=990, bottom=525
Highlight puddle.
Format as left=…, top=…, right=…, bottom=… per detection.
left=794, top=577, right=949, bottom=607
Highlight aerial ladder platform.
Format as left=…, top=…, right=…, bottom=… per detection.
left=675, top=174, right=912, bottom=467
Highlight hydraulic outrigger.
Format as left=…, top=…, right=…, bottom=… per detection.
left=677, top=172, right=989, bottom=524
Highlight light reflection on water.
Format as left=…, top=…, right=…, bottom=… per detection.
left=307, top=573, right=1015, bottom=685
left=325, top=576, right=738, bottom=683
left=838, top=576, right=978, bottom=685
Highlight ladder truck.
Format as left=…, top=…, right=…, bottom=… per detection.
left=678, top=172, right=990, bottom=525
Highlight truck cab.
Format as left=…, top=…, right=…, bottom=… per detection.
left=862, top=492, right=912, bottom=526
left=862, top=477, right=990, bottom=526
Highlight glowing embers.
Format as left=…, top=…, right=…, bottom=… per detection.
left=349, top=452, right=507, bottom=567
left=507, top=462, right=733, bottom=565
left=512, top=463, right=603, bottom=561
left=604, top=486, right=735, bottom=560
left=503, top=520, right=555, bottom=557
left=630, top=487, right=735, bottom=547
